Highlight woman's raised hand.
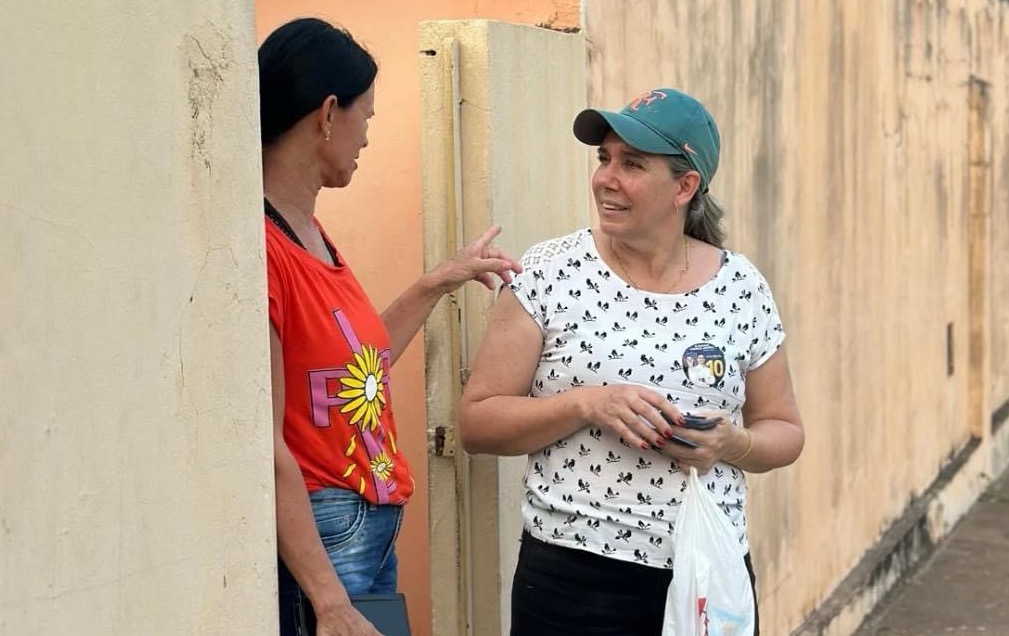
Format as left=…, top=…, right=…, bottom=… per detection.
left=433, top=225, right=522, bottom=292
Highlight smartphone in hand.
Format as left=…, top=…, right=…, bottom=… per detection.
left=670, top=413, right=721, bottom=447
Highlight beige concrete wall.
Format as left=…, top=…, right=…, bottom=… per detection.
left=583, top=1, right=1009, bottom=633
left=420, top=19, right=589, bottom=636
left=990, top=52, right=1009, bottom=413
left=0, top=2, right=275, bottom=634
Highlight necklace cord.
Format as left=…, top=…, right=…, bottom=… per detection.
left=264, top=198, right=340, bottom=266
left=610, top=234, right=691, bottom=293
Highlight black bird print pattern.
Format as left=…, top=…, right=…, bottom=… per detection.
left=507, top=229, right=785, bottom=568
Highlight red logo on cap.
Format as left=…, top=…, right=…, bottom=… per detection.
left=628, top=89, right=667, bottom=111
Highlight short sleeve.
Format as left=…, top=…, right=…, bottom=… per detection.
left=507, top=250, right=547, bottom=333
left=265, top=233, right=289, bottom=339
left=746, top=268, right=786, bottom=371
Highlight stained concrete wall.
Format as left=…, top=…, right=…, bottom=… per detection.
left=419, top=19, right=589, bottom=636
left=582, top=1, right=1009, bottom=634
left=0, top=2, right=275, bottom=634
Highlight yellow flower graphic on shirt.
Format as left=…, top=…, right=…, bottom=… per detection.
left=338, top=345, right=386, bottom=431
left=370, top=452, right=394, bottom=482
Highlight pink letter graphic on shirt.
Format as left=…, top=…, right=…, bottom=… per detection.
left=307, top=310, right=396, bottom=503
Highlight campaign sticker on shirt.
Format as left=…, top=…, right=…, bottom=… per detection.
left=682, top=343, right=725, bottom=387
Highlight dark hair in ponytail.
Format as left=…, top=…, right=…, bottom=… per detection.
left=258, top=18, right=377, bottom=145
left=667, top=155, right=726, bottom=248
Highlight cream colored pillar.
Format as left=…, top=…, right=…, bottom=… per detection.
left=420, top=19, right=589, bottom=636
left=0, top=2, right=275, bottom=634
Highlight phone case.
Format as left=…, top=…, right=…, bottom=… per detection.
left=681, top=414, right=720, bottom=430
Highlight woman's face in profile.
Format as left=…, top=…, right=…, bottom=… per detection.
left=323, top=83, right=376, bottom=188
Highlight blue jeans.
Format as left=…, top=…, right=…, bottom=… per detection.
left=278, top=488, right=404, bottom=635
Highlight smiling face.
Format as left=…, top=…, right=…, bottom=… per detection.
left=321, top=83, right=375, bottom=188
left=592, top=133, right=700, bottom=240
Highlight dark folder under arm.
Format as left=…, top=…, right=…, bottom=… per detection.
left=296, top=592, right=412, bottom=636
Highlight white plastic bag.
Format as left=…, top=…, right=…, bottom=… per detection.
left=662, top=467, right=755, bottom=636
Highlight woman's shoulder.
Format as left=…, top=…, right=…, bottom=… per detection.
left=719, top=250, right=776, bottom=296
left=264, top=220, right=291, bottom=264
left=518, top=228, right=592, bottom=270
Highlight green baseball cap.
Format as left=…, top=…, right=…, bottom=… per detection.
left=573, top=88, right=721, bottom=192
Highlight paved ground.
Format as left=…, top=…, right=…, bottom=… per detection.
left=854, top=466, right=1009, bottom=635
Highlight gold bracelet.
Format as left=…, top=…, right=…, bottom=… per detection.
left=727, top=428, right=753, bottom=464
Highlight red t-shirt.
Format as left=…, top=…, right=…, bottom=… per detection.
left=266, top=219, right=413, bottom=505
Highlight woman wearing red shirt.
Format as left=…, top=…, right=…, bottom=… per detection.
left=259, top=18, right=521, bottom=636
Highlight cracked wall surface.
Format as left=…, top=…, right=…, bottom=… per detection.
left=0, top=1, right=274, bottom=634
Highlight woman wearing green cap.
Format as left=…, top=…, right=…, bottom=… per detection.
left=458, top=88, right=804, bottom=635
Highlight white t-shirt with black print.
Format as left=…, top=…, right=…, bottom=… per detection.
left=508, top=228, right=785, bottom=569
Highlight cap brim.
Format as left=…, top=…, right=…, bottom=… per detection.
left=573, top=109, right=683, bottom=155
